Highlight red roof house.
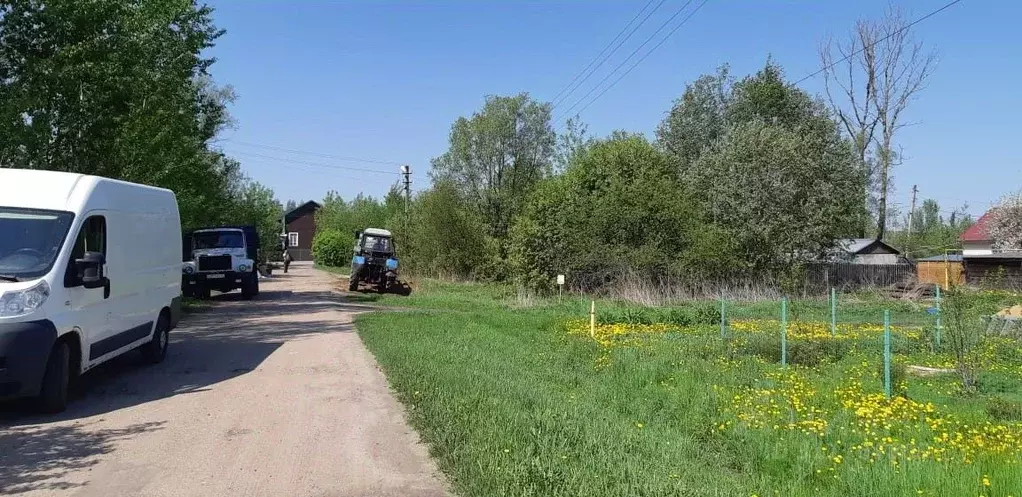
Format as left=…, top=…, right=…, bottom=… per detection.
left=960, top=211, right=994, bottom=255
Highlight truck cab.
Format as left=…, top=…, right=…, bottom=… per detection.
left=182, top=226, right=260, bottom=299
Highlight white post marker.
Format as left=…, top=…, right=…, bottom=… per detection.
left=557, top=274, right=565, bottom=303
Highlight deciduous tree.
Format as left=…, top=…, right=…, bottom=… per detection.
left=987, top=191, right=1022, bottom=251
left=819, top=7, right=936, bottom=239
left=430, top=93, right=555, bottom=254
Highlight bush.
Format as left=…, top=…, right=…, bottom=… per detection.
left=312, top=229, right=350, bottom=267
left=601, top=303, right=722, bottom=327
left=986, top=397, right=1022, bottom=422
left=875, top=361, right=908, bottom=397
left=692, top=302, right=722, bottom=325
left=742, top=334, right=852, bottom=366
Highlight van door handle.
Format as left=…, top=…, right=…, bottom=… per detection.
left=103, top=278, right=111, bottom=299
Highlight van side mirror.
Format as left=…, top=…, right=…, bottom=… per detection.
left=354, top=231, right=362, bottom=239
left=77, top=251, right=106, bottom=289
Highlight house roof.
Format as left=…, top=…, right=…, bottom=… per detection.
left=284, top=201, right=322, bottom=223
left=835, top=238, right=901, bottom=255
left=917, top=254, right=963, bottom=262
left=963, top=252, right=1022, bottom=261
left=961, top=211, right=993, bottom=242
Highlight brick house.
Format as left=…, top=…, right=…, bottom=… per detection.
left=284, top=201, right=321, bottom=261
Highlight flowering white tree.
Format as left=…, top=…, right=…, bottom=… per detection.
left=987, top=190, right=1022, bottom=251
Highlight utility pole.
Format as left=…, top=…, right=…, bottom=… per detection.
left=400, top=165, right=411, bottom=246
left=906, top=184, right=918, bottom=253
left=400, top=165, right=411, bottom=215
left=281, top=206, right=287, bottom=250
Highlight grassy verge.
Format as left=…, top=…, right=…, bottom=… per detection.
left=314, top=263, right=349, bottom=277
left=356, top=281, right=1022, bottom=497
left=180, top=297, right=210, bottom=312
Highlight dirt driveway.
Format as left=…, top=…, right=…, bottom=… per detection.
left=0, top=265, right=448, bottom=497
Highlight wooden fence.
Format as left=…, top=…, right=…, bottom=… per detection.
left=917, top=261, right=965, bottom=289
left=806, top=262, right=916, bottom=293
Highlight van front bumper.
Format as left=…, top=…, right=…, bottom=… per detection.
left=0, top=319, right=57, bottom=400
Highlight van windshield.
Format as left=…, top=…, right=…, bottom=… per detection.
left=0, top=207, right=75, bottom=280
left=193, top=231, right=244, bottom=249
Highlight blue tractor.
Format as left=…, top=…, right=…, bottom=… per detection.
left=348, top=228, right=410, bottom=295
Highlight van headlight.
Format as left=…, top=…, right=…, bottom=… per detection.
left=183, top=265, right=195, bottom=275
left=238, top=264, right=249, bottom=273
left=0, top=280, right=50, bottom=318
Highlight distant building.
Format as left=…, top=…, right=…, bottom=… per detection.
left=916, top=254, right=964, bottom=289
left=284, top=201, right=322, bottom=262
left=812, top=238, right=913, bottom=290
left=831, top=238, right=906, bottom=265
left=960, top=211, right=995, bottom=255
left=960, top=209, right=1022, bottom=288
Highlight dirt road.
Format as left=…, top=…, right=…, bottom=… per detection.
left=0, top=265, right=448, bottom=497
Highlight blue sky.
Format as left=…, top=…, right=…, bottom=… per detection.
left=206, top=0, right=1019, bottom=219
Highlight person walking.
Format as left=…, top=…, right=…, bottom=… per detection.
left=283, top=248, right=292, bottom=273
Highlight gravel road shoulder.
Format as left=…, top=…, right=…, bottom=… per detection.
left=0, top=265, right=449, bottom=497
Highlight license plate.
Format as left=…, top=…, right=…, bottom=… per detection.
left=206, top=274, right=225, bottom=279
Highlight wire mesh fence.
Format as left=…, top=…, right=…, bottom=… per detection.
left=576, top=285, right=971, bottom=399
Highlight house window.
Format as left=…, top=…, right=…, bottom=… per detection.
left=288, top=232, right=299, bottom=247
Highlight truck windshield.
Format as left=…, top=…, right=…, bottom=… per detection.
left=363, top=235, right=392, bottom=253
left=193, top=231, right=244, bottom=249
left=0, top=207, right=75, bottom=280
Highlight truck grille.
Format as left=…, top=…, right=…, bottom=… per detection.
left=197, top=255, right=232, bottom=271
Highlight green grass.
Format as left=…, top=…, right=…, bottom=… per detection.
left=314, top=263, right=349, bottom=277
left=180, top=297, right=210, bottom=312
left=356, top=280, right=1022, bottom=497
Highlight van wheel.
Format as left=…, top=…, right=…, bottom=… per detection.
left=142, top=315, right=170, bottom=364
left=348, top=275, right=359, bottom=292
left=38, top=341, right=70, bottom=413
left=198, top=288, right=211, bottom=300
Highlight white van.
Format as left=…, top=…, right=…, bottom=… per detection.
left=0, top=169, right=182, bottom=412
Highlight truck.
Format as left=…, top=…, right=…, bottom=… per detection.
left=181, top=226, right=260, bottom=299
left=348, top=228, right=410, bottom=295
left=0, top=169, right=181, bottom=412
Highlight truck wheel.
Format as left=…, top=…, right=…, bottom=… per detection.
left=38, top=341, right=70, bottom=413
left=241, top=273, right=258, bottom=299
left=142, top=314, right=170, bottom=364
left=198, top=287, right=211, bottom=300
left=348, top=277, right=358, bottom=292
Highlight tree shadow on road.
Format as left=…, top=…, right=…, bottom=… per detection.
left=0, top=271, right=380, bottom=493
left=1, top=286, right=362, bottom=424
left=0, top=421, right=165, bottom=495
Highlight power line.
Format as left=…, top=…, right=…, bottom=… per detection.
left=555, top=0, right=708, bottom=125
left=792, top=0, right=964, bottom=86
left=550, top=0, right=667, bottom=109
left=238, top=157, right=377, bottom=183
left=222, top=139, right=405, bottom=166
left=230, top=150, right=400, bottom=176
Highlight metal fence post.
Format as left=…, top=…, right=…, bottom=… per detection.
left=720, top=297, right=727, bottom=340
left=934, top=285, right=942, bottom=351
left=830, top=287, right=837, bottom=336
left=884, top=310, right=892, bottom=399
left=781, top=298, right=788, bottom=368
